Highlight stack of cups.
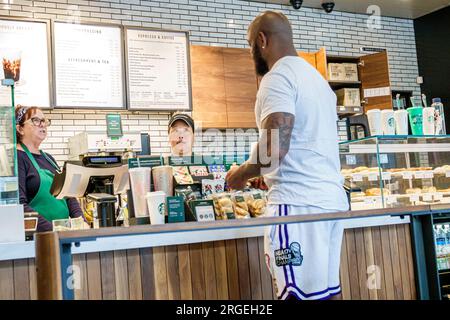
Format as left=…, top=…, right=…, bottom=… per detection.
left=366, top=109, right=382, bottom=136
left=381, top=109, right=395, bottom=135
left=152, top=166, right=174, bottom=197
left=129, top=167, right=152, bottom=217
left=146, top=191, right=166, bottom=225
left=394, top=109, right=409, bottom=135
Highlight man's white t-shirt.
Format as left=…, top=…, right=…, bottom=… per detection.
left=254, top=55, right=348, bottom=211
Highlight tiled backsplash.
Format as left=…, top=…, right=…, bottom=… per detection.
left=2, top=0, right=422, bottom=160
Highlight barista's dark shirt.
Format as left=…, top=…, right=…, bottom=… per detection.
left=17, top=149, right=84, bottom=232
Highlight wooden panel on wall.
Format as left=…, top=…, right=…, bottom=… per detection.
left=223, top=47, right=257, bottom=128
left=28, top=259, right=37, bottom=300
left=13, top=259, right=30, bottom=300
left=213, top=241, right=229, bottom=300
left=86, top=252, right=102, bottom=300
left=339, top=230, right=352, bottom=299
left=202, top=242, right=218, bottom=300
left=298, top=51, right=316, bottom=68
left=345, top=229, right=361, bottom=299
left=165, top=245, right=181, bottom=300
left=315, top=47, right=328, bottom=80
left=127, top=249, right=143, bottom=300
left=236, top=238, right=252, bottom=300
left=354, top=228, right=369, bottom=300
left=359, top=51, right=392, bottom=111
left=189, top=243, right=205, bottom=300
left=153, top=246, right=168, bottom=300
left=225, top=239, right=240, bottom=299
left=140, top=247, right=156, bottom=300
left=257, top=237, right=276, bottom=300
left=73, top=254, right=88, bottom=300
left=380, top=226, right=395, bottom=299
left=190, top=45, right=228, bottom=128
left=371, top=226, right=387, bottom=300
left=114, top=250, right=130, bottom=300
left=100, top=251, right=116, bottom=300
left=247, top=237, right=263, bottom=300
left=363, top=227, right=378, bottom=300
left=0, top=260, right=14, bottom=300
left=177, top=244, right=193, bottom=300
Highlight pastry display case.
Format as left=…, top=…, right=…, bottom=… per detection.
left=340, top=136, right=450, bottom=210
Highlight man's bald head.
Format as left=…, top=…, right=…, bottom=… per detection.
left=247, top=11, right=294, bottom=47
left=247, top=11, right=297, bottom=77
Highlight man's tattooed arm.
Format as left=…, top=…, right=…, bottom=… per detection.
left=238, top=112, right=295, bottom=180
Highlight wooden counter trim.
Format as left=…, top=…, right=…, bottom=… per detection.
left=56, top=205, right=431, bottom=241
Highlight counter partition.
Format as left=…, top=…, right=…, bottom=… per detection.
left=34, top=204, right=444, bottom=300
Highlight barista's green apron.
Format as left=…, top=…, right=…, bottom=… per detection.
left=21, top=143, right=69, bottom=221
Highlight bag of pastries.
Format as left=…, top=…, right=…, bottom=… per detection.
left=211, top=193, right=235, bottom=220
left=231, top=191, right=250, bottom=219
left=245, top=190, right=267, bottom=217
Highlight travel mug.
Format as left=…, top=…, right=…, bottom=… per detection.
left=407, top=107, right=423, bottom=135
left=422, top=107, right=435, bottom=135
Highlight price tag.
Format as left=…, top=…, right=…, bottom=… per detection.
left=386, top=195, right=397, bottom=204
left=434, top=193, right=444, bottom=201
left=339, top=106, right=346, bottom=111
left=409, top=194, right=420, bottom=202
left=352, top=173, right=363, bottom=181
left=445, top=171, right=450, bottom=178
left=414, top=172, right=425, bottom=179
left=402, top=172, right=413, bottom=180
left=379, top=154, right=389, bottom=164
left=346, top=155, right=356, bottom=165
left=368, top=173, right=378, bottom=181
left=381, top=172, right=392, bottom=180
left=364, top=197, right=378, bottom=205
left=424, top=172, right=434, bottom=179
left=423, top=194, right=433, bottom=202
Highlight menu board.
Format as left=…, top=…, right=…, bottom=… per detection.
left=125, top=28, right=191, bottom=110
left=53, top=22, right=124, bottom=109
left=0, top=19, right=51, bottom=108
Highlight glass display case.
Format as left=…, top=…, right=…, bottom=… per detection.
left=0, top=102, right=18, bottom=205
left=340, top=135, right=450, bottom=210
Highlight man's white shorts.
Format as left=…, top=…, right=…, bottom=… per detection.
left=264, top=204, right=344, bottom=300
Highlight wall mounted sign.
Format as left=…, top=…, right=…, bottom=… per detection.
left=0, top=18, right=51, bottom=108
left=53, top=21, right=125, bottom=109
left=125, top=28, right=192, bottom=111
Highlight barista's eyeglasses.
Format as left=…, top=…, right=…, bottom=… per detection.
left=24, top=117, right=51, bottom=127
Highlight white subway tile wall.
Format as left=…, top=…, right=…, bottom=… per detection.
left=2, top=0, right=421, bottom=163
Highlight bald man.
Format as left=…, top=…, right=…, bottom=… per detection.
left=226, top=11, right=348, bottom=300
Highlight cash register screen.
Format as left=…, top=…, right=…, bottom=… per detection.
left=83, top=156, right=121, bottom=167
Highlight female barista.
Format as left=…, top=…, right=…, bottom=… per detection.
left=15, top=105, right=84, bottom=231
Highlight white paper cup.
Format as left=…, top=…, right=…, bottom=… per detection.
left=152, top=165, right=174, bottom=197
left=381, top=109, right=395, bottom=135
left=366, top=109, right=382, bottom=136
left=422, top=107, right=435, bottom=135
left=146, top=191, right=166, bottom=225
left=394, top=109, right=409, bottom=135
left=129, top=167, right=151, bottom=217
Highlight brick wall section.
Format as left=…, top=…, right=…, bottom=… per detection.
left=1, top=0, right=421, bottom=162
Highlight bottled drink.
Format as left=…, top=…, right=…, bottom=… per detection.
left=432, top=98, right=446, bottom=135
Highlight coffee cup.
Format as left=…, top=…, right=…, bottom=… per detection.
left=146, top=191, right=166, bottom=225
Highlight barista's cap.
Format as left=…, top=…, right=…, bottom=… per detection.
left=168, top=112, right=195, bottom=132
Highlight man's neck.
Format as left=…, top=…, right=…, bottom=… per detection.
left=268, top=47, right=298, bottom=71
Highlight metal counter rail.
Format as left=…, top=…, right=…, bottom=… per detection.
left=34, top=204, right=445, bottom=300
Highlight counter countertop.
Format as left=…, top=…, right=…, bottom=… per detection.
left=2, top=204, right=442, bottom=262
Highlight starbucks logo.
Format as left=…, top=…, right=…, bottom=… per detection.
left=158, top=203, right=166, bottom=215
left=388, top=118, right=395, bottom=127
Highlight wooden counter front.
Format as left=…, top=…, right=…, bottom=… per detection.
left=0, top=224, right=416, bottom=300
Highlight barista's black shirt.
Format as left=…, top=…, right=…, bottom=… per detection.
left=17, top=149, right=83, bottom=232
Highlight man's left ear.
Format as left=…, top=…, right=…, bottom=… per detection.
left=258, top=31, right=268, bottom=49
